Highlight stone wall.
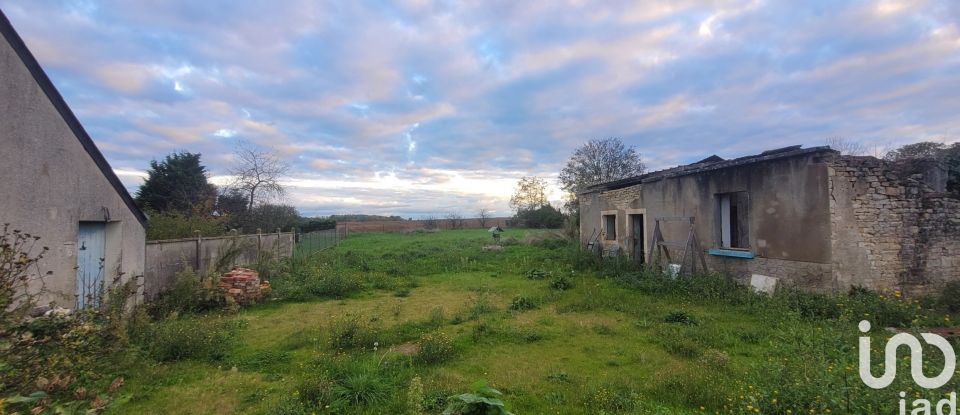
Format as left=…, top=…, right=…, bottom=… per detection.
left=916, top=196, right=960, bottom=292
left=706, top=255, right=835, bottom=292
left=580, top=152, right=958, bottom=295
left=829, top=156, right=960, bottom=295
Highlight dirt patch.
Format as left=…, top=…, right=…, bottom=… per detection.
left=389, top=342, right=419, bottom=356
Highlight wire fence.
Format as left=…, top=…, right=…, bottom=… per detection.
left=292, top=228, right=345, bottom=262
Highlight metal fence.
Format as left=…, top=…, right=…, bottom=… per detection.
left=294, top=228, right=345, bottom=259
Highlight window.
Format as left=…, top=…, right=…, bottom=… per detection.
left=717, top=192, right=749, bottom=249
left=603, top=214, right=617, bottom=240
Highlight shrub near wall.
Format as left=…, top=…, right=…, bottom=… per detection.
left=145, top=210, right=227, bottom=240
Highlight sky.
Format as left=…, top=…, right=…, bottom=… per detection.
left=2, top=0, right=959, bottom=218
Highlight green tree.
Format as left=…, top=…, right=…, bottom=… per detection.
left=884, top=141, right=947, bottom=161
left=230, top=204, right=301, bottom=233
left=135, top=152, right=218, bottom=213
left=883, top=141, right=959, bottom=198
left=144, top=211, right=227, bottom=240
left=509, top=176, right=549, bottom=214
left=216, top=189, right=249, bottom=216
left=515, top=205, right=565, bottom=229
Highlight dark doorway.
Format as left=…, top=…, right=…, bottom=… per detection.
left=630, top=214, right=645, bottom=264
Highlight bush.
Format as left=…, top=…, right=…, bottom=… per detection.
left=272, top=262, right=363, bottom=301
left=839, top=286, right=914, bottom=327
left=550, top=276, right=573, bottom=291
left=524, top=269, right=549, bottom=280
left=294, top=374, right=341, bottom=410
left=296, top=355, right=407, bottom=412
left=144, top=210, right=226, bottom=240
left=773, top=288, right=842, bottom=320
left=513, top=205, right=564, bottom=229
left=416, top=331, right=455, bottom=364
left=148, top=269, right=225, bottom=318
left=309, top=270, right=363, bottom=298
left=508, top=296, right=537, bottom=311
left=1, top=224, right=139, bottom=411
left=940, top=281, right=960, bottom=313
left=442, top=384, right=513, bottom=415
left=139, top=316, right=241, bottom=362
left=334, top=370, right=392, bottom=407
left=299, top=217, right=337, bottom=233
left=663, top=310, right=698, bottom=326
left=253, top=255, right=289, bottom=283
left=328, top=315, right=381, bottom=351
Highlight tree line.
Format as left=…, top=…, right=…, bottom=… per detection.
left=134, top=143, right=334, bottom=240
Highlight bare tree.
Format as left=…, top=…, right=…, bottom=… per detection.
left=422, top=215, right=439, bottom=230
left=477, top=208, right=491, bottom=228
left=825, top=136, right=866, bottom=156
left=558, top=138, right=645, bottom=215
left=230, top=142, right=290, bottom=210
left=445, top=212, right=465, bottom=229
left=559, top=138, right=646, bottom=193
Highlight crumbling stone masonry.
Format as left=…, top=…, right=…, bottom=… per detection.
left=579, top=146, right=959, bottom=295
left=830, top=156, right=960, bottom=296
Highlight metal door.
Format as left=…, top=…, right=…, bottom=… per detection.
left=77, top=222, right=106, bottom=309
left=631, top=215, right=644, bottom=264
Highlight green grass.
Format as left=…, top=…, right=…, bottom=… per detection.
left=106, top=229, right=959, bottom=414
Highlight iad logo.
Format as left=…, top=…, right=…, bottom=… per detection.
left=859, top=320, right=956, bottom=389
left=858, top=320, right=958, bottom=414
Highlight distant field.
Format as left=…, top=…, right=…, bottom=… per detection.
left=108, top=229, right=957, bottom=414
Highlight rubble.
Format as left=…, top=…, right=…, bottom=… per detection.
left=218, top=267, right=269, bottom=304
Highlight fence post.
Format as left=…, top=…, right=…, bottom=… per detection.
left=256, top=228, right=262, bottom=259
left=275, top=228, right=281, bottom=258
left=194, top=230, right=202, bottom=275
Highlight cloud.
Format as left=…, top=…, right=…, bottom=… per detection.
left=3, top=0, right=959, bottom=217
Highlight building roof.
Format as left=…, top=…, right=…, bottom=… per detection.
left=580, top=145, right=838, bottom=194
left=0, top=9, right=148, bottom=226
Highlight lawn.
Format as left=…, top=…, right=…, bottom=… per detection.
left=104, top=229, right=957, bottom=414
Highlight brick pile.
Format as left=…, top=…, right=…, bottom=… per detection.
left=219, top=267, right=269, bottom=304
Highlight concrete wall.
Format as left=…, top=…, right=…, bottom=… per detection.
left=580, top=152, right=835, bottom=289
left=829, top=156, right=960, bottom=295
left=143, top=232, right=294, bottom=299
left=0, top=33, right=145, bottom=308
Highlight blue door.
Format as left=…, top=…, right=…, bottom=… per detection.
left=77, top=222, right=106, bottom=309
